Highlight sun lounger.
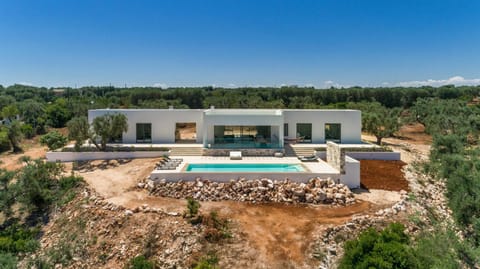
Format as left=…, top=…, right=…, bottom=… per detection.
left=230, top=151, right=242, bottom=160
left=297, top=155, right=318, bottom=162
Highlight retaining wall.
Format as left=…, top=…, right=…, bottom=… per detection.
left=315, top=151, right=401, bottom=161
left=46, top=151, right=170, bottom=162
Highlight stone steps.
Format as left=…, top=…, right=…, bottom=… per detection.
left=170, top=147, right=204, bottom=156
left=284, top=144, right=316, bottom=157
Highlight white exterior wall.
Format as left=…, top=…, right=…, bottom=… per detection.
left=88, top=109, right=361, bottom=145
left=340, top=156, right=361, bottom=188
left=88, top=109, right=204, bottom=144
left=283, top=110, right=361, bottom=144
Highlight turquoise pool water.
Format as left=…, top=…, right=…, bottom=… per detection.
left=185, top=163, right=305, bottom=172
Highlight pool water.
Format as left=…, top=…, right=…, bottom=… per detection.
left=185, top=163, right=305, bottom=172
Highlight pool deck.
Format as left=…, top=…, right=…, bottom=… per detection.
left=150, top=156, right=340, bottom=182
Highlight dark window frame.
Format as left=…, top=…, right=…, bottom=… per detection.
left=136, top=123, right=152, bottom=143
left=296, top=123, right=312, bottom=143
left=325, top=123, right=341, bottom=143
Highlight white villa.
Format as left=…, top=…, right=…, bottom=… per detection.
left=88, top=108, right=362, bottom=148
left=55, top=107, right=398, bottom=189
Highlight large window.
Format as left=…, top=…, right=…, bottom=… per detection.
left=296, top=123, right=312, bottom=143
left=136, top=123, right=152, bottom=143
left=284, top=123, right=289, bottom=137
left=325, top=123, right=341, bottom=143
left=213, top=125, right=275, bottom=148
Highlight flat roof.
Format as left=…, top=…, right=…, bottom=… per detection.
left=90, top=108, right=359, bottom=113
left=204, top=109, right=283, bottom=116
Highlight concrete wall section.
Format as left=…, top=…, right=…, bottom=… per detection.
left=314, top=151, right=401, bottom=161
left=346, top=152, right=401, bottom=160
left=283, top=110, right=361, bottom=143
left=340, top=156, right=360, bottom=188
left=46, top=151, right=170, bottom=162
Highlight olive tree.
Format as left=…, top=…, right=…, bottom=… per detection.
left=66, top=113, right=128, bottom=151
left=90, top=113, right=128, bottom=151
left=40, top=130, right=68, bottom=151
left=66, top=116, right=89, bottom=151
left=354, top=102, right=401, bottom=145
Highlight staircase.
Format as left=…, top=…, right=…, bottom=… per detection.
left=170, top=147, right=204, bottom=156
left=284, top=144, right=316, bottom=157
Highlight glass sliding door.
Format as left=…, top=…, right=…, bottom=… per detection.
left=296, top=123, right=312, bottom=143
left=212, top=125, right=278, bottom=148
left=136, top=123, right=152, bottom=143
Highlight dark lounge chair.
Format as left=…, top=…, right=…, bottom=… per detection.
left=297, top=155, right=318, bottom=162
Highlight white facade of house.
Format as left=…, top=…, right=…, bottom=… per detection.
left=88, top=108, right=362, bottom=147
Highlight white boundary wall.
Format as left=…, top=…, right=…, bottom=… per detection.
left=341, top=156, right=360, bottom=188
left=46, top=151, right=170, bottom=162
left=315, top=151, right=401, bottom=161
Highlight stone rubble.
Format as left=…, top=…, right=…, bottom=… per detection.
left=313, top=191, right=410, bottom=268
left=28, top=187, right=200, bottom=269
left=142, top=177, right=356, bottom=205
left=313, top=143, right=458, bottom=269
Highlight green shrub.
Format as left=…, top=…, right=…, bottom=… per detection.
left=0, top=224, right=40, bottom=254
left=184, top=197, right=202, bottom=224
left=40, top=130, right=68, bottom=151
left=193, top=253, right=219, bottom=269
left=413, top=230, right=461, bottom=269
left=202, top=211, right=231, bottom=242
left=20, top=123, right=35, bottom=139
left=339, top=223, right=417, bottom=269
left=127, top=255, right=156, bottom=269
left=0, top=131, right=11, bottom=152
left=0, top=253, right=17, bottom=269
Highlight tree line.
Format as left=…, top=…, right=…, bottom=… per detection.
left=1, top=83, right=479, bottom=152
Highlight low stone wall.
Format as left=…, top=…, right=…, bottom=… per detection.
left=202, top=148, right=283, bottom=156
left=46, top=151, right=170, bottom=162
left=142, top=177, right=355, bottom=205
left=150, top=170, right=340, bottom=183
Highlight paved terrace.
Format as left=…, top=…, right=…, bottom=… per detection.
left=67, top=142, right=378, bottom=149
left=150, top=156, right=340, bottom=183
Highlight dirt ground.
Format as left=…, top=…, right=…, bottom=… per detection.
left=360, top=160, right=409, bottom=191
left=74, top=158, right=401, bottom=268
left=0, top=138, right=47, bottom=171
left=4, top=122, right=432, bottom=268
left=362, top=123, right=431, bottom=163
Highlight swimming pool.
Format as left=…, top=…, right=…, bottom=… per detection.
left=185, top=163, right=305, bottom=172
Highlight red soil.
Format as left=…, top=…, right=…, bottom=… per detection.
left=360, top=160, right=409, bottom=192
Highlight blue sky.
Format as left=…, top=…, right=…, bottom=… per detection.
left=0, top=0, right=479, bottom=88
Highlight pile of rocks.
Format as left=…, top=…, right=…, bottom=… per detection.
left=141, top=177, right=355, bottom=205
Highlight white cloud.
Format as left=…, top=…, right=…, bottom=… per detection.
left=17, top=81, right=34, bottom=86
left=395, top=76, right=480, bottom=87
left=322, top=80, right=349, bottom=88
left=152, top=83, right=167, bottom=88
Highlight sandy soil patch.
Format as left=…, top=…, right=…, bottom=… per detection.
left=0, top=140, right=46, bottom=171
left=75, top=158, right=158, bottom=199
